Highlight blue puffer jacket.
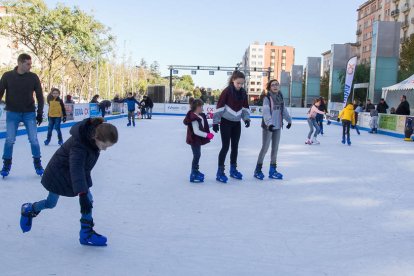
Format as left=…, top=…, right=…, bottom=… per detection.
left=124, top=97, right=140, bottom=111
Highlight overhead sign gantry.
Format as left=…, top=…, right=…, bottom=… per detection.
left=167, top=65, right=273, bottom=103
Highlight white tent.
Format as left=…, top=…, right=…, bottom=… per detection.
left=382, top=74, right=414, bottom=113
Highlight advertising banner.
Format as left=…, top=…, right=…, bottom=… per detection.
left=74, top=103, right=90, bottom=121
left=89, top=103, right=100, bottom=118
left=343, top=56, right=358, bottom=106
left=379, top=114, right=397, bottom=131
left=165, top=104, right=189, bottom=114
left=64, top=104, right=74, bottom=121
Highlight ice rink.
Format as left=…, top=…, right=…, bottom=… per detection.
left=1, top=115, right=413, bottom=276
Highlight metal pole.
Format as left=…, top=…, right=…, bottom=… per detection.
left=169, top=68, right=173, bottom=103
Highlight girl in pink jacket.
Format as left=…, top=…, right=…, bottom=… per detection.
left=306, top=98, right=326, bottom=145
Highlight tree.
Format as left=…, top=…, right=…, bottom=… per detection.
left=139, top=58, right=148, bottom=70
left=399, top=34, right=414, bottom=82
left=150, top=61, right=160, bottom=77
left=320, top=71, right=330, bottom=100
left=175, top=75, right=194, bottom=93
left=0, top=0, right=113, bottom=91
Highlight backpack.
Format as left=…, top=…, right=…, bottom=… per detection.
left=261, top=92, right=284, bottom=129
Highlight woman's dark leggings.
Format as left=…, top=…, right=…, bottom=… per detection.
left=218, top=118, right=241, bottom=167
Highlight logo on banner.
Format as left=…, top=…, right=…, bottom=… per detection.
left=343, top=56, right=358, bottom=106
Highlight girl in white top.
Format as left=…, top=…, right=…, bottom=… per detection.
left=306, top=98, right=326, bottom=145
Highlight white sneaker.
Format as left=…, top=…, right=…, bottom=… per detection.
left=305, top=139, right=312, bottom=145
left=312, top=137, right=320, bottom=145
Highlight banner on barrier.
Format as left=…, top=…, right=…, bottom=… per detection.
left=74, top=103, right=90, bottom=121
left=89, top=103, right=100, bottom=118
left=165, top=104, right=189, bottom=114
left=65, top=104, right=74, bottom=121
left=379, top=115, right=397, bottom=131
left=111, top=102, right=125, bottom=115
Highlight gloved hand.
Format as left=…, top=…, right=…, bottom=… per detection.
left=62, top=116, right=67, bottom=123
left=286, top=123, right=292, bottom=129
left=207, top=133, right=214, bottom=140
left=79, top=193, right=93, bottom=214
left=213, top=124, right=219, bottom=133
left=36, top=113, right=43, bottom=126
left=268, top=125, right=275, bottom=132
left=245, top=120, right=250, bottom=128
left=337, top=118, right=340, bottom=122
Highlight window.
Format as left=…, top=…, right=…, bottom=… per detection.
left=271, top=49, right=275, bottom=52
left=257, top=89, right=261, bottom=92
left=258, top=62, right=263, bottom=65
left=251, top=62, right=256, bottom=65
left=258, top=48, right=263, bottom=51
left=252, top=55, right=256, bottom=58
left=250, top=88, right=255, bottom=92
left=252, top=48, right=257, bottom=51
left=282, top=66, right=286, bottom=70
left=258, top=55, right=263, bottom=58
left=251, top=82, right=255, bottom=85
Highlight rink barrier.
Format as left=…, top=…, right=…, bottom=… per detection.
left=0, top=102, right=408, bottom=140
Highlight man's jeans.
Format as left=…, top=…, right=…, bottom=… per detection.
left=3, top=111, right=41, bottom=160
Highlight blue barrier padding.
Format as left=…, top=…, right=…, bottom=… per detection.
left=0, top=113, right=407, bottom=140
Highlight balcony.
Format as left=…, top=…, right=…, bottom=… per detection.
left=402, top=3, right=410, bottom=13
left=402, top=21, right=409, bottom=29
left=356, top=29, right=362, bottom=36
left=391, top=9, right=400, bottom=17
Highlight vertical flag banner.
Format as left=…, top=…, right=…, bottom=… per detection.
left=343, top=56, right=358, bottom=106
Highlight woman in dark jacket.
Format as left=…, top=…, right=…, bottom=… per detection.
left=212, top=71, right=250, bottom=183
left=19, top=117, right=118, bottom=246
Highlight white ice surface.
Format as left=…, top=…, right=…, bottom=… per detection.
left=1, top=116, right=414, bottom=276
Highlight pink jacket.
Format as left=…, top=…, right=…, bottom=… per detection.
left=308, top=105, right=325, bottom=119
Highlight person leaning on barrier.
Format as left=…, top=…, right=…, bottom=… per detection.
left=396, top=95, right=410, bottom=116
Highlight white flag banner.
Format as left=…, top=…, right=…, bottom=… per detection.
left=343, top=56, right=358, bottom=107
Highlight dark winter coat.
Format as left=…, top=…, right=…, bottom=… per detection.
left=376, top=102, right=389, bottom=114
left=396, top=101, right=410, bottom=115
left=0, top=68, right=44, bottom=114
left=41, top=118, right=103, bottom=197
left=364, top=103, right=375, bottom=113
left=145, top=97, right=154, bottom=108
left=183, top=111, right=210, bottom=146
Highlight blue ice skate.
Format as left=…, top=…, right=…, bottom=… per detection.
left=79, top=219, right=107, bottom=246
left=230, top=164, right=243, bottom=180
left=20, top=203, right=39, bottom=233
left=216, top=166, right=228, bottom=183
left=1, top=159, right=11, bottom=178
left=33, top=158, right=44, bottom=176
left=269, top=165, right=283, bottom=180
left=190, top=170, right=204, bottom=183
left=254, top=164, right=264, bottom=180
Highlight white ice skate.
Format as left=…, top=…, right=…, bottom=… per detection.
left=305, top=139, right=312, bottom=145
left=311, top=137, right=320, bottom=145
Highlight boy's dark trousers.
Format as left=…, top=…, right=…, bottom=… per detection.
left=342, top=120, right=351, bottom=141
left=128, top=111, right=135, bottom=125
left=191, top=145, right=201, bottom=171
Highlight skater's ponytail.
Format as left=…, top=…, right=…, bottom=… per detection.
left=94, top=121, right=118, bottom=144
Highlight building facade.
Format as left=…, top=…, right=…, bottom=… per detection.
left=356, top=0, right=414, bottom=64
left=241, top=41, right=295, bottom=100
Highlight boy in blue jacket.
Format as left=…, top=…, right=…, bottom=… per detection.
left=19, top=118, right=118, bottom=246
left=124, top=92, right=140, bottom=127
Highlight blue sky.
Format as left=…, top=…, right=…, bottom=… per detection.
left=45, top=0, right=363, bottom=89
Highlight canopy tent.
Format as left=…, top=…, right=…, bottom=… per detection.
left=382, top=74, right=414, bottom=114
